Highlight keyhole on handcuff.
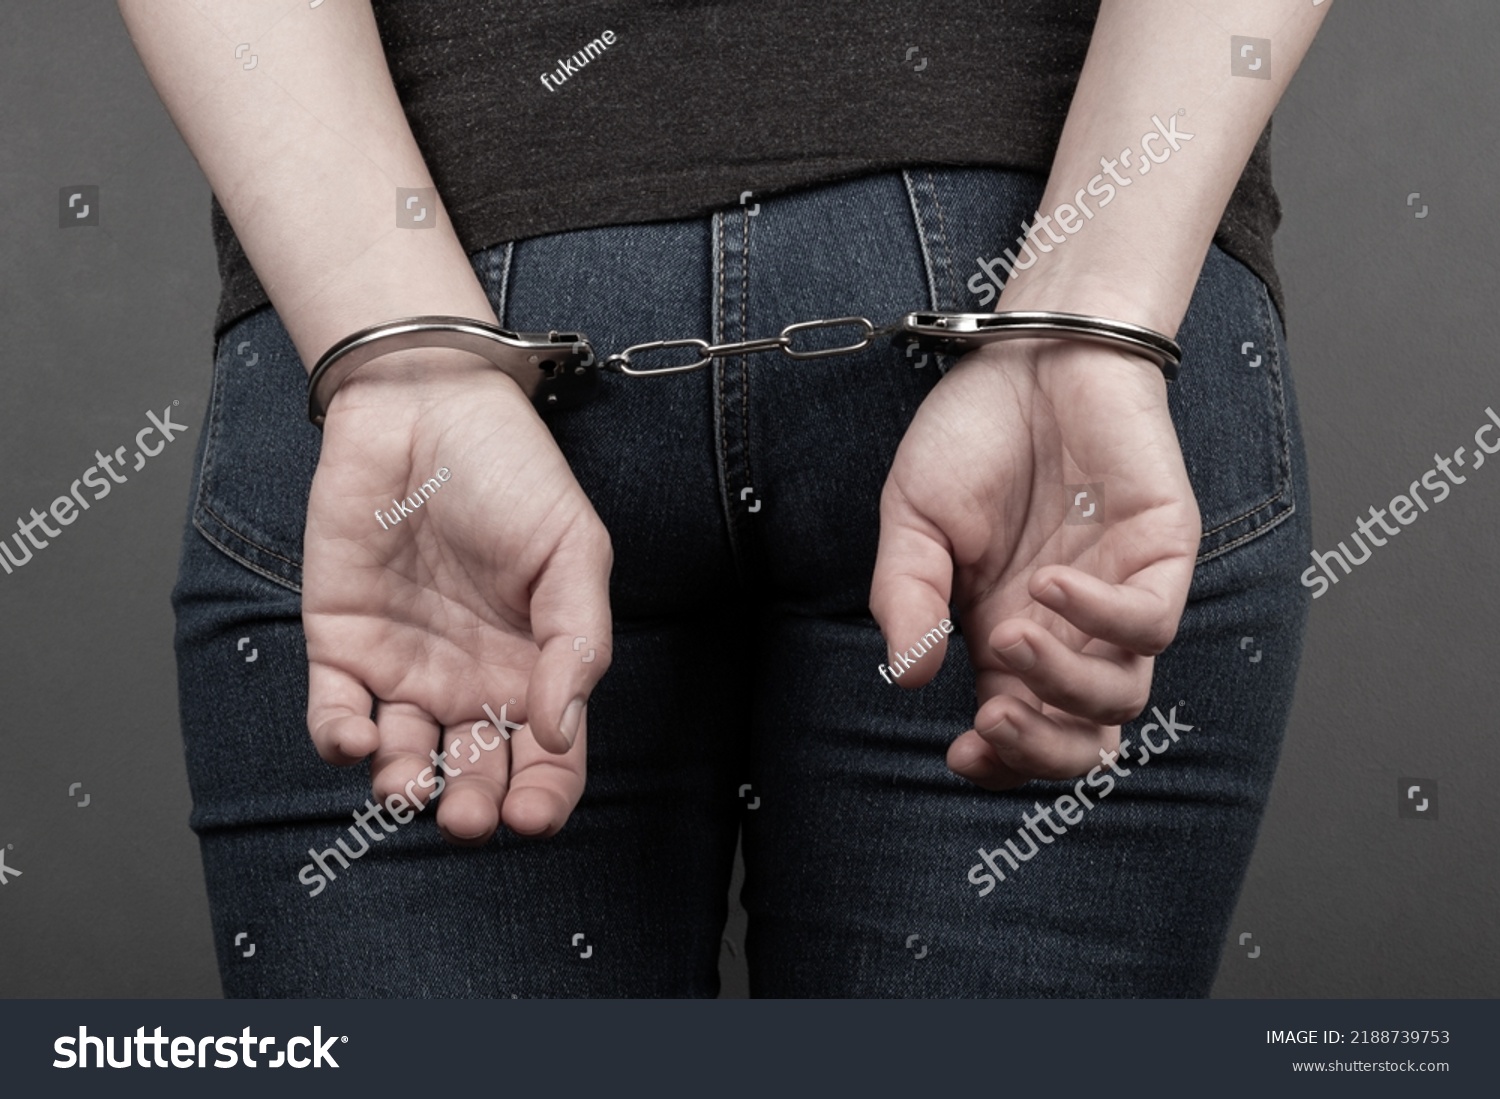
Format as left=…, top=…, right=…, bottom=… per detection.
left=530, top=357, right=592, bottom=379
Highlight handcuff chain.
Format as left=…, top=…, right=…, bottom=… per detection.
left=306, top=309, right=1181, bottom=425
left=603, top=315, right=908, bottom=376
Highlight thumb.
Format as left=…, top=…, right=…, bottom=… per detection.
left=306, top=661, right=380, bottom=764
left=870, top=488, right=956, bottom=689
left=525, top=515, right=614, bottom=752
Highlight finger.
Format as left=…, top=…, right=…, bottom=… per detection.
left=988, top=618, right=1152, bottom=725
left=434, top=716, right=512, bottom=846
left=368, top=700, right=444, bottom=807
left=504, top=708, right=588, bottom=837
left=307, top=662, right=379, bottom=765
left=946, top=730, right=1030, bottom=791
left=1031, top=559, right=1192, bottom=656
left=870, top=494, right=956, bottom=689
left=526, top=516, right=613, bottom=753
left=972, top=694, right=1118, bottom=781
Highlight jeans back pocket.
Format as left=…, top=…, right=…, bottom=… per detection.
left=190, top=245, right=517, bottom=592
left=191, top=308, right=322, bottom=592
left=1169, top=248, right=1295, bottom=563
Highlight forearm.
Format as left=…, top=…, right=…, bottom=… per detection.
left=116, top=0, right=495, bottom=377
left=997, top=0, right=1330, bottom=336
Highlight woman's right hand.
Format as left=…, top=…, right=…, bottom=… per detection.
left=301, top=350, right=613, bottom=844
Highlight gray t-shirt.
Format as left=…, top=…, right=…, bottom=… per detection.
left=209, top=0, right=1283, bottom=337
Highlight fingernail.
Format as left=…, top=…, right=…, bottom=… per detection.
left=1037, top=581, right=1066, bottom=607
left=559, top=697, right=584, bottom=748
left=996, top=638, right=1036, bottom=671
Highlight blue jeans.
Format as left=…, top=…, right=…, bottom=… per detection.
left=173, top=166, right=1311, bottom=997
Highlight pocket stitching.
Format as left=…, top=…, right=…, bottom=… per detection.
left=1192, top=277, right=1295, bottom=564
left=191, top=514, right=303, bottom=594
left=197, top=498, right=303, bottom=570
left=192, top=324, right=307, bottom=588
left=189, top=246, right=520, bottom=592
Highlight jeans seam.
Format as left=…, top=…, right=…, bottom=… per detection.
left=469, top=240, right=514, bottom=325
left=496, top=241, right=514, bottom=324
left=716, top=209, right=729, bottom=488
left=1199, top=485, right=1287, bottom=538
left=193, top=334, right=231, bottom=549
left=196, top=500, right=302, bottom=570
left=1262, top=279, right=1295, bottom=501
left=901, top=168, right=962, bottom=376
left=900, top=169, right=943, bottom=312
left=711, top=211, right=744, bottom=573
left=739, top=207, right=753, bottom=494
left=1197, top=505, right=1295, bottom=563
left=925, top=169, right=959, bottom=309
left=191, top=516, right=304, bottom=594
left=191, top=324, right=307, bottom=588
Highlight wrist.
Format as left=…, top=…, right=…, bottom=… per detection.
left=287, top=230, right=499, bottom=375
left=325, top=345, right=526, bottom=420
left=996, top=267, right=1183, bottom=341
left=311, top=309, right=576, bottom=425
left=966, top=336, right=1169, bottom=400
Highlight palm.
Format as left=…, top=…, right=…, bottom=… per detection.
left=306, top=392, right=575, bottom=719
left=301, top=367, right=612, bottom=839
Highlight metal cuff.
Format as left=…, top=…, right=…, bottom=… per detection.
left=306, top=315, right=598, bottom=427
left=898, top=310, right=1182, bottom=380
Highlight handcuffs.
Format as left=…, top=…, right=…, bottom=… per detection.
left=307, top=309, right=1182, bottom=427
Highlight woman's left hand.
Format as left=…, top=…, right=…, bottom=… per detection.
left=869, top=339, right=1201, bottom=788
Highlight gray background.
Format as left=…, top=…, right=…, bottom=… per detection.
left=2, top=0, right=1495, bottom=999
